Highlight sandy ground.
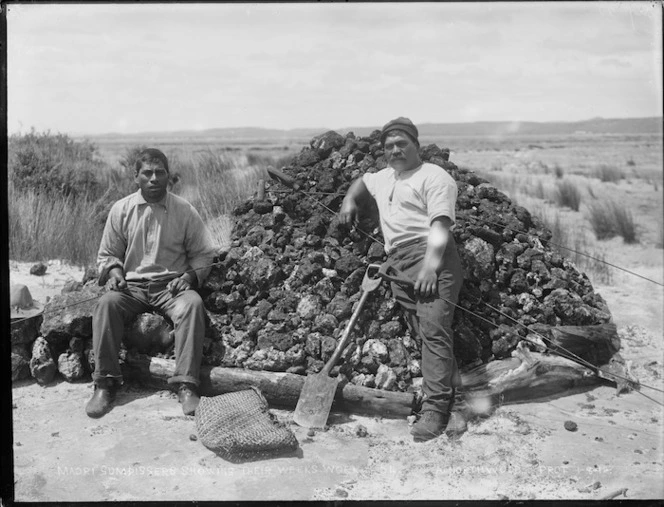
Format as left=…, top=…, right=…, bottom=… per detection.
left=9, top=257, right=664, bottom=501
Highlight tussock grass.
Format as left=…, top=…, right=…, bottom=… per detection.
left=554, top=179, right=582, bottom=211
left=586, top=202, right=618, bottom=240
left=179, top=150, right=266, bottom=216
left=553, top=164, right=564, bottom=179
left=587, top=199, right=639, bottom=244
left=9, top=131, right=286, bottom=264
left=536, top=207, right=612, bottom=284
left=593, top=164, right=624, bottom=183
left=532, top=180, right=548, bottom=200
left=610, top=202, right=638, bottom=244
left=8, top=181, right=104, bottom=265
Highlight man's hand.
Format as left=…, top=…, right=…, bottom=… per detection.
left=338, top=198, right=358, bottom=226
left=108, top=267, right=127, bottom=291
left=167, top=276, right=193, bottom=295
left=338, top=178, right=370, bottom=226
left=414, top=266, right=438, bottom=298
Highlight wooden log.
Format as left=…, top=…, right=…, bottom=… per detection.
left=546, top=323, right=620, bottom=366
left=123, top=341, right=632, bottom=419
left=462, top=342, right=601, bottom=411
left=122, top=354, right=415, bottom=418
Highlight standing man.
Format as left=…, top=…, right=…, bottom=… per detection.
left=339, top=117, right=466, bottom=441
left=86, top=148, right=217, bottom=418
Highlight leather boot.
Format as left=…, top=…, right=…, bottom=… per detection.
left=445, top=389, right=470, bottom=438
left=410, top=410, right=448, bottom=442
left=86, top=378, right=117, bottom=418
left=178, top=383, right=200, bottom=416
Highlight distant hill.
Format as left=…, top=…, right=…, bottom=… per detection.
left=87, top=117, right=661, bottom=141
left=344, top=117, right=663, bottom=138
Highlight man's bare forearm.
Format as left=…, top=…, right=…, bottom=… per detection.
left=423, top=217, right=452, bottom=274
left=339, top=178, right=370, bottom=225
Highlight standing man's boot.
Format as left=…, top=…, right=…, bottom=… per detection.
left=445, top=389, right=470, bottom=438
left=410, top=411, right=448, bottom=442
left=178, top=383, right=200, bottom=416
left=86, top=378, right=117, bottom=418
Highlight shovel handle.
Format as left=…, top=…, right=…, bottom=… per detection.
left=320, top=288, right=372, bottom=377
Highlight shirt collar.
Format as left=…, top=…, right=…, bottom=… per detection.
left=135, top=190, right=169, bottom=209
left=392, top=162, right=423, bottom=178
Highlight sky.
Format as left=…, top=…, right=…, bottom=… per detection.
left=6, top=1, right=663, bottom=135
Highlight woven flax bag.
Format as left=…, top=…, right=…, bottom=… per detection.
left=195, top=387, right=299, bottom=462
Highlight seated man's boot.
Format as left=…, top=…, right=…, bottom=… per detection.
left=445, top=389, right=470, bottom=439
left=86, top=378, right=117, bottom=418
left=178, top=383, right=200, bottom=416
left=410, top=410, right=448, bottom=442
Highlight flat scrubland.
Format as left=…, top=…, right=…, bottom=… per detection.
left=445, top=133, right=663, bottom=285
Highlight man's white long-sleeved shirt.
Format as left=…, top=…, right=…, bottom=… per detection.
left=97, top=190, right=217, bottom=286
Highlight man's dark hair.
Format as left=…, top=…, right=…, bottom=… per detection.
left=135, top=148, right=169, bottom=173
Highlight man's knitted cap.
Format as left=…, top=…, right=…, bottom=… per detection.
left=380, top=117, right=419, bottom=145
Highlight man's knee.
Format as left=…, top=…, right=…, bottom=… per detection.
left=94, top=291, right=127, bottom=317
left=172, top=290, right=205, bottom=318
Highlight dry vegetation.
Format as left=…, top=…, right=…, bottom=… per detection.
left=448, top=133, right=662, bottom=287
left=8, top=130, right=663, bottom=292
left=8, top=132, right=301, bottom=265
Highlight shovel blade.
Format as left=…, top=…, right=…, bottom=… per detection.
left=293, top=373, right=339, bottom=428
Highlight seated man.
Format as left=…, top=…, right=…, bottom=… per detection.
left=86, top=148, right=217, bottom=418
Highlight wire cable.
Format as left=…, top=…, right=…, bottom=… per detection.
left=277, top=181, right=664, bottom=402
left=9, top=261, right=229, bottom=326
left=265, top=182, right=664, bottom=287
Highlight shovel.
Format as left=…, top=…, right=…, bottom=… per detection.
left=293, top=265, right=384, bottom=428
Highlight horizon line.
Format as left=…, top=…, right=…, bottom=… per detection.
left=9, top=115, right=663, bottom=139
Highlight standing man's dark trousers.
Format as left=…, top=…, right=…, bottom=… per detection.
left=387, top=238, right=464, bottom=416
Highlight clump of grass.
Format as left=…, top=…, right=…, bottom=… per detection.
left=8, top=180, right=104, bottom=265
left=532, top=180, right=547, bottom=200
left=174, top=149, right=274, bottom=246
left=586, top=202, right=617, bottom=240
left=575, top=240, right=613, bottom=285
left=554, top=179, right=582, bottom=211
left=8, top=131, right=117, bottom=265
left=586, top=199, right=639, bottom=244
left=536, top=207, right=614, bottom=284
left=611, top=202, right=638, bottom=244
left=536, top=208, right=568, bottom=258
left=593, top=164, right=624, bottom=183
